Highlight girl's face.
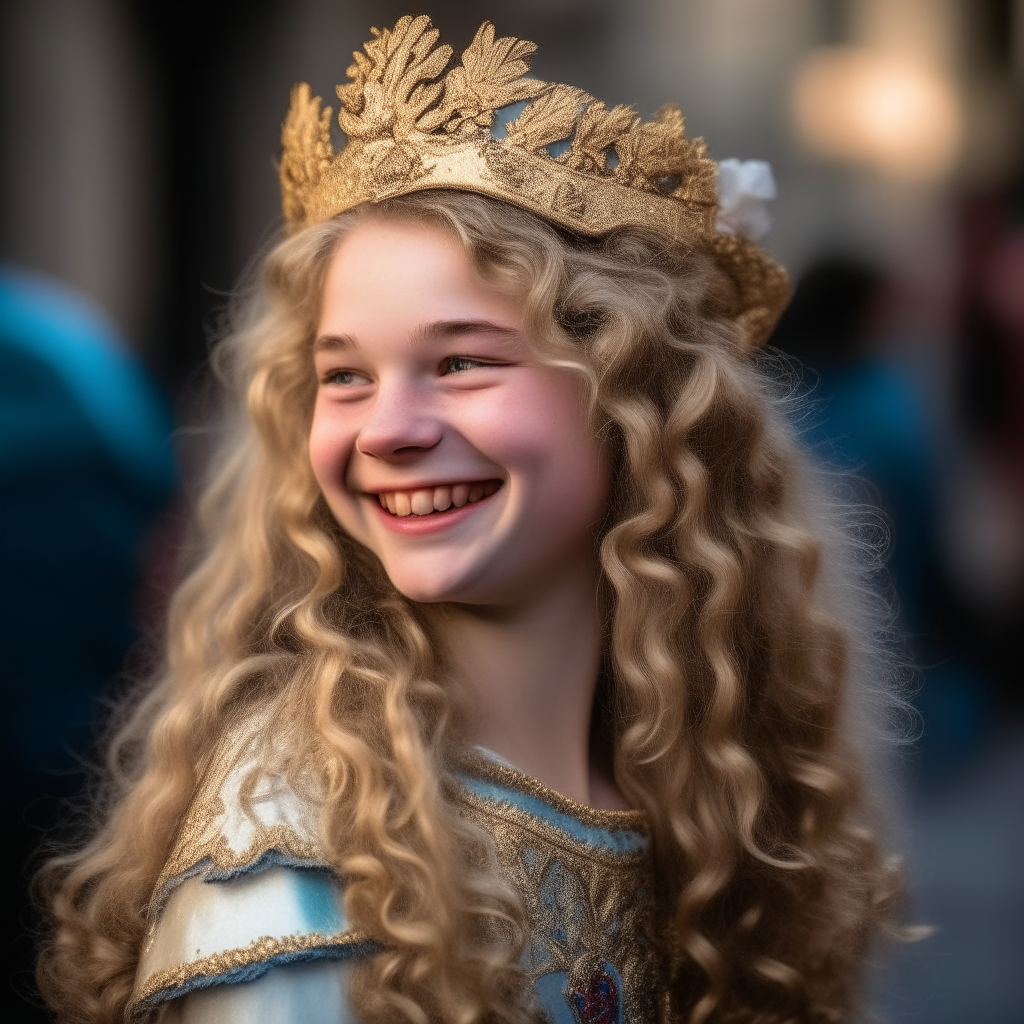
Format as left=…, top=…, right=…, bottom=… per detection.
left=309, top=218, right=609, bottom=605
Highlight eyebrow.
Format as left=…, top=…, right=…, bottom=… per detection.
left=313, top=319, right=520, bottom=352
left=416, top=319, right=520, bottom=343
left=313, top=333, right=355, bottom=352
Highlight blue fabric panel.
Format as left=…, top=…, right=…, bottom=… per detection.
left=293, top=869, right=346, bottom=935
left=535, top=972, right=576, bottom=1024
left=457, top=774, right=647, bottom=854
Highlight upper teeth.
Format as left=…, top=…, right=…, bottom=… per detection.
left=377, top=480, right=501, bottom=516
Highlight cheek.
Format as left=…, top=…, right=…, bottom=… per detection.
left=538, top=427, right=609, bottom=529
left=307, top=401, right=354, bottom=498
left=479, top=373, right=609, bottom=522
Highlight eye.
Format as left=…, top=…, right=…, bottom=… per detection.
left=322, top=369, right=371, bottom=387
left=440, top=355, right=488, bottom=375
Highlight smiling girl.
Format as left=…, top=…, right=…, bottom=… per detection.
left=37, top=18, right=905, bottom=1024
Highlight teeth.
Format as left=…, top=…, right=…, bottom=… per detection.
left=376, top=481, right=500, bottom=516
left=410, top=490, right=434, bottom=515
left=433, top=486, right=452, bottom=511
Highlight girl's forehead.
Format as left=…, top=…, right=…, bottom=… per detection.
left=318, top=220, right=524, bottom=343
left=329, top=217, right=463, bottom=273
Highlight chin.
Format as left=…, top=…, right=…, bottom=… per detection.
left=392, top=583, right=451, bottom=604
left=383, top=553, right=506, bottom=605
left=384, top=565, right=473, bottom=605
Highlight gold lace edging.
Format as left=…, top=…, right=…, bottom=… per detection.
left=154, top=825, right=324, bottom=908
left=133, top=928, right=369, bottom=1008
left=455, top=787, right=648, bottom=873
left=153, top=715, right=325, bottom=904
left=458, top=751, right=649, bottom=834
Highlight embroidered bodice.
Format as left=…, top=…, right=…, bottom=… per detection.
left=136, top=744, right=664, bottom=1023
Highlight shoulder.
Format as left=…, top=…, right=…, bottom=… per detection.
left=133, top=719, right=374, bottom=1011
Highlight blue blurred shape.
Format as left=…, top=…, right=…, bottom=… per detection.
left=0, top=268, right=175, bottom=493
left=0, top=267, right=176, bottom=778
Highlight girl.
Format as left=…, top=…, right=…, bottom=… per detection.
left=37, top=17, right=904, bottom=1024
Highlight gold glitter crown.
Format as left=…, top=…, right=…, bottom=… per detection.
left=280, top=16, right=789, bottom=346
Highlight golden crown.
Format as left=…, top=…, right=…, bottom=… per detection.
left=279, top=16, right=789, bottom=347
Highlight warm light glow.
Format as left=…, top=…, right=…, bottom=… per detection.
left=792, top=46, right=962, bottom=180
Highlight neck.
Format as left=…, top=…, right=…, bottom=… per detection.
left=431, top=555, right=624, bottom=809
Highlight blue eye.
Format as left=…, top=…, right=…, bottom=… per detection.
left=442, top=356, right=483, bottom=374
left=323, top=369, right=369, bottom=386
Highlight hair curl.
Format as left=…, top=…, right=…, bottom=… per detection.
left=36, top=190, right=905, bottom=1024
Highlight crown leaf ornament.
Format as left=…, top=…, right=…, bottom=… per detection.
left=280, top=16, right=790, bottom=347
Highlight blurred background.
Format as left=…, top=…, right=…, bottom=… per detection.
left=1, top=1, right=1021, bottom=1021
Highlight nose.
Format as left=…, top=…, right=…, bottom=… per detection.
left=355, top=378, right=443, bottom=460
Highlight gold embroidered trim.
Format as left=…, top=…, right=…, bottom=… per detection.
left=160, top=742, right=644, bottom=903
left=455, top=777, right=664, bottom=1021
left=455, top=787, right=648, bottom=872
left=157, top=827, right=324, bottom=899
left=458, top=751, right=649, bottom=834
left=135, top=928, right=367, bottom=1007
left=154, top=723, right=324, bottom=904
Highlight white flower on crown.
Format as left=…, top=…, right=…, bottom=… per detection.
left=715, top=159, right=777, bottom=242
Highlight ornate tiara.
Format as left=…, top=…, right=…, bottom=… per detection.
left=279, top=16, right=789, bottom=347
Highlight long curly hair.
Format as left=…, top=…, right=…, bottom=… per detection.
left=36, top=190, right=905, bottom=1024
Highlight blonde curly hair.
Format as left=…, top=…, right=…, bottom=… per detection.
left=36, top=190, right=904, bottom=1024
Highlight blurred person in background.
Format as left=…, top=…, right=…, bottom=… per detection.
left=951, top=184, right=1024, bottom=713
left=0, top=267, right=176, bottom=1022
left=769, top=257, right=990, bottom=779
left=769, top=256, right=940, bottom=640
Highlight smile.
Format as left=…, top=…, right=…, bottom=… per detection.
left=374, top=480, right=502, bottom=517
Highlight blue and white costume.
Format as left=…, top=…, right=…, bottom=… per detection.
left=135, top=740, right=663, bottom=1023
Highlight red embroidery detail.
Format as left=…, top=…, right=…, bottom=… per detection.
left=570, top=968, right=619, bottom=1024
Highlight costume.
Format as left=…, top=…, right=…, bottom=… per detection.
left=135, top=743, right=660, bottom=1022
left=133, top=16, right=790, bottom=1021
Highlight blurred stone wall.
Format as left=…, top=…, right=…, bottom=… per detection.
left=0, top=0, right=158, bottom=349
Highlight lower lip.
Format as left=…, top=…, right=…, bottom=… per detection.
left=369, top=489, right=501, bottom=535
